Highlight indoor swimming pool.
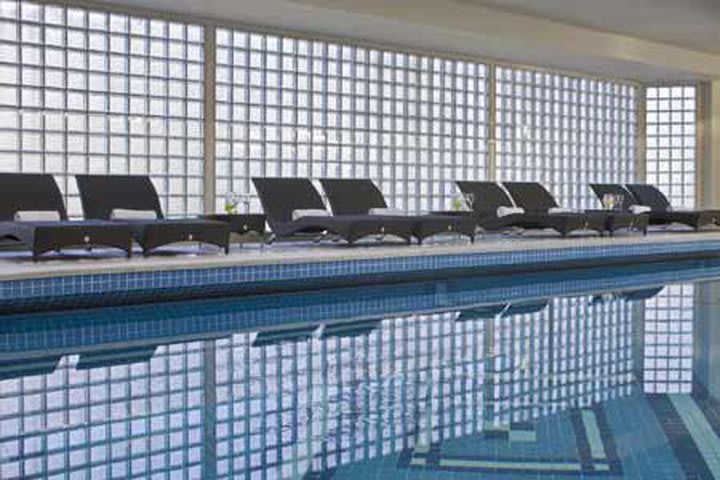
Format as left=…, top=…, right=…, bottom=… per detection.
left=2, top=260, right=720, bottom=479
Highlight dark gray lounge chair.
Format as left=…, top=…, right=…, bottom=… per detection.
left=455, top=300, right=548, bottom=322
left=455, top=181, right=589, bottom=236
left=76, top=175, right=230, bottom=255
left=591, top=286, right=664, bottom=305
left=319, top=178, right=477, bottom=244
left=252, top=177, right=414, bottom=244
left=626, top=184, right=719, bottom=230
left=591, top=183, right=716, bottom=231
left=76, top=345, right=157, bottom=369
left=503, top=182, right=645, bottom=235
left=455, top=304, right=508, bottom=322
left=502, top=300, right=548, bottom=316
left=321, top=318, right=381, bottom=338
left=619, top=286, right=664, bottom=302
left=0, top=173, right=133, bottom=259
left=0, top=355, right=62, bottom=380
left=252, top=324, right=318, bottom=347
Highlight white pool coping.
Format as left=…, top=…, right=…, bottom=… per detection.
left=0, top=229, right=718, bottom=281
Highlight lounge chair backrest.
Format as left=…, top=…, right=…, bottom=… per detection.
left=75, top=175, right=165, bottom=220
left=589, top=184, right=636, bottom=210
left=503, top=182, right=559, bottom=212
left=502, top=300, right=549, bottom=317
left=620, top=287, right=664, bottom=302
left=455, top=304, right=507, bottom=322
left=319, top=179, right=387, bottom=215
left=252, top=177, right=326, bottom=224
left=625, top=184, right=671, bottom=211
left=455, top=181, right=514, bottom=216
left=0, top=173, right=68, bottom=221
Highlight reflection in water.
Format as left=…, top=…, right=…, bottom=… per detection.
left=0, top=280, right=713, bottom=479
left=643, top=284, right=695, bottom=394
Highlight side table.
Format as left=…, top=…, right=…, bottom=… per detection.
left=199, top=214, right=267, bottom=244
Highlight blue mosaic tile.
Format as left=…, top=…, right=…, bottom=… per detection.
left=1, top=258, right=719, bottom=355
left=2, top=239, right=720, bottom=312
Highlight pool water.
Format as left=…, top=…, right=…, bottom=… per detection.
left=2, top=261, right=720, bottom=479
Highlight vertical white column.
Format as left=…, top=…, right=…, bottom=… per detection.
left=487, top=65, right=497, bottom=181
left=698, top=81, right=720, bottom=208
left=635, top=85, right=647, bottom=182
left=203, top=26, right=217, bottom=213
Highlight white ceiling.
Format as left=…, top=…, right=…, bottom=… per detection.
left=92, top=0, right=720, bottom=81
left=464, top=0, right=720, bottom=54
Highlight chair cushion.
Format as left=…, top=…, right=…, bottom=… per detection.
left=292, top=209, right=330, bottom=221
left=368, top=207, right=405, bottom=216
left=629, top=205, right=651, bottom=214
left=110, top=209, right=159, bottom=220
left=497, top=206, right=525, bottom=217
left=14, top=210, right=61, bottom=222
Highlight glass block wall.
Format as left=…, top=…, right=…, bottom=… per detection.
left=495, top=67, right=637, bottom=210
left=0, top=295, right=640, bottom=478
left=642, top=284, right=695, bottom=394
left=214, top=311, right=488, bottom=478
left=215, top=28, right=489, bottom=214
left=645, top=86, right=697, bottom=207
left=214, top=299, right=635, bottom=478
left=0, top=342, right=205, bottom=479
left=2, top=1, right=695, bottom=220
left=0, top=1, right=205, bottom=216
left=488, top=295, right=634, bottom=424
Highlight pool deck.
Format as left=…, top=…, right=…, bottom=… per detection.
left=1, top=229, right=720, bottom=312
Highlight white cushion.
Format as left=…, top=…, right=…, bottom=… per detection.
left=548, top=207, right=574, bottom=214
left=668, top=205, right=694, bottom=212
left=496, top=206, right=524, bottom=217
left=629, top=204, right=651, bottom=214
left=14, top=210, right=61, bottom=222
left=110, top=209, right=158, bottom=220
left=368, top=207, right=405, bottom=216
left=292, top=209, right=330, bottom=221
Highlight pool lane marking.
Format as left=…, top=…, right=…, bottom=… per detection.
left=581, top=410, right=607, bottom=461
left=402, top=407, right=621, bottom=474
left=648, top=394, right=714, bottom=480
left=438, top=459, right=582, bottom=471
left=669, top=394, right=720, bottom=478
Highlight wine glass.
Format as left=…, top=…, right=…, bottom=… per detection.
left=602, top=193, right=615, bottom=211
left=615, top=194, right=624, bottom=211
left=463, top=193, right=475, bottom=211
left=224, top=192, right=239, bottom=214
